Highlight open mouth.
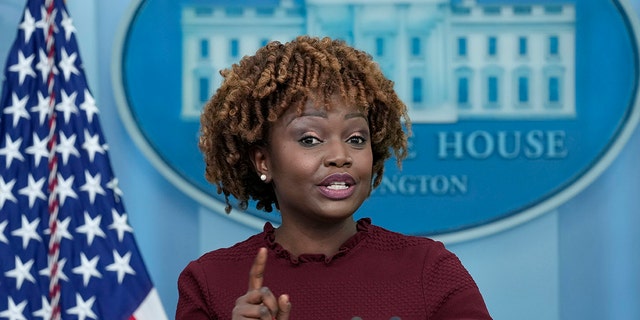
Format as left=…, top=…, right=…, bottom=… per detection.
left=318, top=174, right=357, bottom=200
left=326, top=182, right=349, bottom=190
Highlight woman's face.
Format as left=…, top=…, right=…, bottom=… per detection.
left=257, top=94, right=373, bottom=225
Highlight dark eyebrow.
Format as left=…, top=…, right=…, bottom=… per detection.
left=286, top=110, right=366, bottom=126
left=285, top=110, right=327, bottom=126
left=345, top=112, right=367, bottom=121
left=302, top=110, right=328, bottom=118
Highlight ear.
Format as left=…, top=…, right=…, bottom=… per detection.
left=250, top=146, right=270, bottom=181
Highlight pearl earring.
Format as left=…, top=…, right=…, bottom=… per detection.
left=260, top=174, right=267, bottom=181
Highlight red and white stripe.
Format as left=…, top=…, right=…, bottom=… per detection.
left=130, top=289, right=168, bottom=320
left=43, top=0, right=61, bottom=319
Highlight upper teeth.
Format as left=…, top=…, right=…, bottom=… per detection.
left=327, top=182, right=348, bottom=190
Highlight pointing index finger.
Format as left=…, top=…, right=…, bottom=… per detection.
left=248, top=247, right=268, bottom=290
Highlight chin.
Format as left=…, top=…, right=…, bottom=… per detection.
left=319, top=202, right=362, bottom=220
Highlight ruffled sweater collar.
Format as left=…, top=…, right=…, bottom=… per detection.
left=262, top=218, right=372, bottom=265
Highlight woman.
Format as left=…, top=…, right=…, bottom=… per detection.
left=177, top=35, right=492, bottom=319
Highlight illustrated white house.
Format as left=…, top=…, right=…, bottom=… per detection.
left=181, top=0, right=576, bottom=123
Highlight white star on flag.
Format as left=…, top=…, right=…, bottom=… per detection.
left=18, top=9, right=37, bottom=43
left=58, top=47, right=79, bottom=81
left=79, top=170, right=106, bottom=203
left=82, top=129, right=105, bottom=162
left=72, top=252, right=102, bottom=286
left=24, top=133, right=49, bottom=166
left=44, top=216, right=73, bottom=242
left=32, top=297, right=52, bottom=319
left=0, top=178, right=18, bottom=208
left=109, top=209, right=134, bottom=242
left=0, top=220, right=9, bottom=244
left=0, top=135, right=25, bottom=167
left=106, top=177, right=123, bottom=202
left=75, top=211, right=106, bottom=246
left=35, top=48, right=58, bottom=83
left=35, top=5, right=55, bottom=31
left=0, top=297, right=27, bottom=320
left=56, top=131, right=79, bottom=164
left=4, top=256, right=36, bottom=290
left=60, top=10, right=76, bottom=41
left=55, top=173, right=78, bottom=206
left=38, top=258, right=69, bottom=282
left=79, top=89, right=99, bottom=122
left=17, top=175, right=46, bottom=208
left=30, top=91, right=51, bottom=124
left=55, top=89, right=78, bottom=124
left=7, top=51, right=35, bottom=85
left=66, top=294, right=97, bottom=320
left=3, top=93, right=30, bottom=127
left=106, top=250, right=136, bottom=284
left=10, top=215, right=42, bottom=249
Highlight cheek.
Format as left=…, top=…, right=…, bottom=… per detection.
left=271, top=149, right=318, bottom=176
left=357, top=151, right=374, bottom=177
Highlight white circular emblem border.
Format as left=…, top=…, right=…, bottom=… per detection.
left=111, top=0, right=640, bottom=243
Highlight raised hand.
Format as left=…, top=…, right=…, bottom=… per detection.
left=232, top=247, right=291, bottom=319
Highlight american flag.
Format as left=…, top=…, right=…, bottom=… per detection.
left=0, top=0, right=167, bottom=319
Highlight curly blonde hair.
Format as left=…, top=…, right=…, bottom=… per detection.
left=199, top=35, right=411, bottom=213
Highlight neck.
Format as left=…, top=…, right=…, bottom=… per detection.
left=274, top=218, right=358, bottom=257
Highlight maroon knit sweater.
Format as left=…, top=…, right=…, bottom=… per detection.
left=176, top=219, right=492, bottom=319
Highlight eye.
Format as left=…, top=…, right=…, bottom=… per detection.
left=299, top=135, right=322, bottom=146
left=347, top=135, right=367, bottom=145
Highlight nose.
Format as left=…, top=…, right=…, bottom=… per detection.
left=324, top=140, right=352, bottom=168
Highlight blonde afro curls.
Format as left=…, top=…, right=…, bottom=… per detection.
left=199, top=35, right=411, bottom=214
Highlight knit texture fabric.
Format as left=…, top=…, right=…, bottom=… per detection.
left=176, top=219, right=492, bottom=319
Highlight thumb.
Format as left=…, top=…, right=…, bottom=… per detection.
left=276, top=294, right=291, bottom=320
